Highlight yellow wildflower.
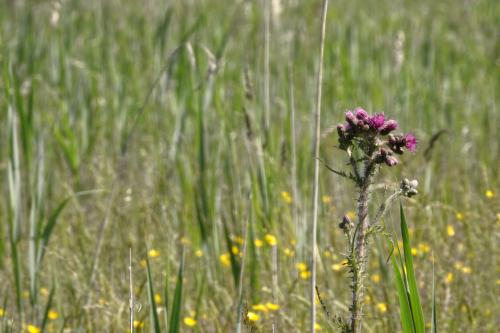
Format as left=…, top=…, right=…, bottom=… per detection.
left=48, top=310, right=59, bottom=320
left=485, top=190, right=494, bottom=199
left=266, top=302, right=280, bottom=311
left=418, top=243, right=430, bottom=254
left=220, top=253, right=231, bottom=267
left=254, top=239, right=264, bottom=247
left=455, top=212, right=464, bottom=220
left=281, top=191, right=293, bottom=204
left=26, top=325, right=41, bottom=333
left=264, top=234, right=277, bottom=246
left=283, top=248, right=294, bottom=257
left=148, top=249, right=160, bottom=258
left=496, top=279, right=500, bottom=285
left=346, top=211, right=356, bottom=220
left=331, top=264, right=342, bottom=272
left=376, top=303, right=388, bottom=313
left=447, top=225, right=455, bottom=237
left=231, top=246, right=240, bottom=255
left=461, top=266, right=471, bottom=274
left=133, top=320, right=145, bottom=329
left=251, top=304, right=268, bottom=312
left=323, top=250, right=332, bottom=258
left=300, top=270, right=311, bottom=280
left=371, top=274, right=381, bottom=283
left=183, top=317, right=197, bottom=327
left=411, top=247, right=418, bottom=256
left=140, top=259, right=147, bottom=268
left=0, top=308, right=4, bottom=317
left=364, top=294, right=372, bottom=304
left=246, top=311, right=260, bottom=322
left=454, top=262, right=463, bottom=270
left=154, top=293, right=162, bottom=304
left=315, top=323, right=322, bottom=331
left=40, top=288, right=49, bottom=296
left=445, top=272, right=454, bottom=284
left=322, top=195, right=332, bottom=204
left=296, top=262, right=307, bottom=272
left=180, top=237, right=190, bottom=245
left=195, top=249, right=204, bottom=257
left=232, top=235, right=245, bottom=245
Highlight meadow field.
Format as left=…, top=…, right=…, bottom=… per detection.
left=0, top=0, right=498, bottom=332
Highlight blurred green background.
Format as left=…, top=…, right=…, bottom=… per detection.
left=0, top=0, right=498, bottom=332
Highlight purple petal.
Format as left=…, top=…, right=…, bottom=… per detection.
left=404, top=133, right=417, bottom=152
left=354, top=108, right=369, bottom=121
left=368, top=113, right=386, bottom=129
left=379, top=119, right=398, bottom=135
left=385, top=156, right=399, bottom=166
left=345, top=111, right=358, bottom=126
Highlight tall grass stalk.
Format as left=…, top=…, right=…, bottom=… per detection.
left=310, top=1, right=329, bottom=331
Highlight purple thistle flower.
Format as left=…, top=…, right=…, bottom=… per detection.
left=379, top=120, right=398, bottom=135
left=404, top=133, right=417, bottom=152
left=368, top=113, right=386, bottom=130
left=355, top=108, right=369, bottom=121
left=345, top=111, right=358, bottom=126
left=385, top=156, right=398, bottom=166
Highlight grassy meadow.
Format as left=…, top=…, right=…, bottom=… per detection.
left=0, top=0, right=499, bottom=332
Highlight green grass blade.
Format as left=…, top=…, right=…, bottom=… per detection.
left=163, top=259, right=170, bottom=329
left=399, top=203, right=425, bottom=333
left=40, top=284, right=55, bottom=332
left=431, top=262, right=437, bottom=333
left=146, top=254, right=162, bottom=333
left=37, top=198, right=71, bottom=268
left=391, top=254, right=416, bottom=333
left=222, top=217, right=240, bottom=288
left=168, top=249, right=184, bottom=333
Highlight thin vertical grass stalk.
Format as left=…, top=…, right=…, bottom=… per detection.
left=310, top=1, right=329, bottom=332
left=263, top=0, right=271, bottom=135
left=7, top=106, right=23, bottom=316
left=235, top=201, right=250, bottom=333
left=288, top=65, right=300, bottom=256
left=129, top=249, right=134, bottom=333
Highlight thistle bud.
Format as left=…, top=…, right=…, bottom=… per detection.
left=400, top=178, right=418, bottom=197
left=339, top=215, right=353, bottom=232
left=385, top=156, right=398, bottom=166
left=368, top=113, right=386, bottom=130
left=380, top=119, right=398, bottom=135
left=355, top=108, right=369, bottom=121
left=345, top=111, right=358, bottom=126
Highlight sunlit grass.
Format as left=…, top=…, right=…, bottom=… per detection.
left=0, top=0, right=498, bottom=332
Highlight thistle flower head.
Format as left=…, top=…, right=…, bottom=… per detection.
left=404, top=133, right=417, bottom=152
left=355, top=108, right=369, bottom=121
left=368, top=113, right=386, bottom=130
left=379, top=119, right=398, bottom=135
left=385, top=156, right=398, bottom=166
left=336, top=108, right=416, bottom=166
left=345, top=111, right=358, bottom=126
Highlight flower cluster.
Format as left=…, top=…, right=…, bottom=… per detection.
left=336, top=108, right=416, bottom=166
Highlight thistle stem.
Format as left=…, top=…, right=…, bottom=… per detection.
left=350, top=162, right=374, bottom=333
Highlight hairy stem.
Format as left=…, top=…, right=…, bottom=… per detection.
left=350, top=161, right=374, bottom=333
